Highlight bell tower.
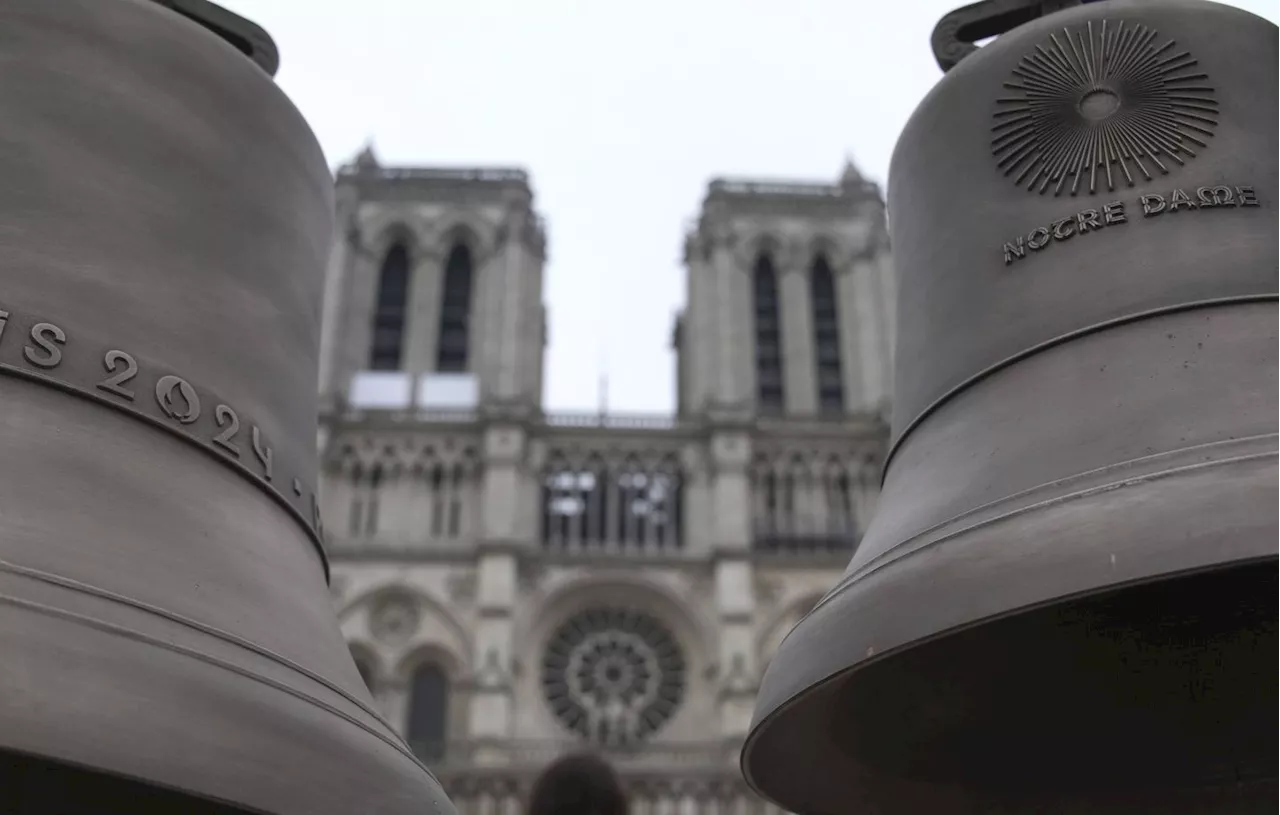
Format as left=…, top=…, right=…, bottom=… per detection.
left=674, top=160, right=894, bottom=421
left=318, top=147, right=547, bottom=419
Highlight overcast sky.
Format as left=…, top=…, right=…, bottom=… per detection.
left=221, top=0, right=1277, bottom=414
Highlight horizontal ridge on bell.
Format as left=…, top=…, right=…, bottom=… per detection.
left=743, top=1, right=1279, bottom=813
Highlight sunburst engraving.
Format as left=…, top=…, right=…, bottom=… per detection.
left=992, top=20, right=1219, bottom=196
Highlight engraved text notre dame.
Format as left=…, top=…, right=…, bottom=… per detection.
left=1002, top=185, right=1260, bottom=266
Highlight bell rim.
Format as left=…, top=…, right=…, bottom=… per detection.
left=0, top=587, right=455, bottom=815
left=742, top=450, right=1278, bottom=812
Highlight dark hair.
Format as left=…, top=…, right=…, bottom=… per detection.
left=527, top=753, right=628, bottom=815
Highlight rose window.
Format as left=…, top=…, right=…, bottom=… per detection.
left=541, top=607, right=686, bottom=747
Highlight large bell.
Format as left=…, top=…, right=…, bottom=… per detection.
left=0, top=1, right=454, bottom=813
left=744, top=1, right=1278, bottom=812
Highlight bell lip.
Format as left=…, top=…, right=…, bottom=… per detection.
left=0, top=594, right=455, bottom=815
left=0, top=746, right=272, bottom=814
left=742, top=450, right=1280, bottom=808
left=741, top=555, right=1279, bottom=811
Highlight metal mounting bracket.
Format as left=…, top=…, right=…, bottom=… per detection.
left=148, top=0, right=280, bottom=77
left=931, top=0, right=1107, bottom=72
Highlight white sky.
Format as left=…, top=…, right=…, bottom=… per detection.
left=221, top=0, right=1278, bottom=414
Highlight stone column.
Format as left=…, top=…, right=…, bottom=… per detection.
left=684, top=233, right=715, bottom=413
left=468, top=555, right=516, bottom=740
left=728, top=255, right=754, bottom=412
left=850, top=249, right=891, bottom=411
left=779, top=242, right=816, bottom=416
left=836, top=259, right=867, bottom=412
left=715, top=556, right=758, bottom=739
left=680, top=441, right=711, bottom=555
left=470, top=207, right=543, bottom=412
left=318, top=208, right=355, bottom=402
left=465, top=424, right=530, bottom=743
left=491, top=212, right=525, bottom=403
left=518, top=263, right=546, bottom=407
left=708, top=235, right=754, bottom=412
left=337, top=242, right=377, bottom=402
left=872, top=246, right=896, bottom=410
left=403, top=247, right=443, bottom=379
left=707, top=431, right=758, bottom=738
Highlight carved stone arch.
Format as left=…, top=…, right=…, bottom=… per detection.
left=394, top=641, right=467, bottom=683
left=750, top=450, right=772, bottom=472
left=339, top=583, right=471, bottom=674
left=352, top=443, right=384, bottom=472
left=583, top=449, right=607, bottom=473
left=458, top=445, right=483, bottom=480
left=787, top=451, right=809, bottom=475
left=808, top=233, right=846, bottom=272
left=543, top=445, right=580, bottom=472
left=523, top=573, right=717, bottom=673
left=735, top=231, right=785, bottom=272
left=824, top=451, right=849, bottom=480
left=329, top=443, right=365, bottom=476
left=365, top=218, right=426, bottom=264
left=656, top=450, right=682, bottom=476
left=397, top=641, right=465, bottom=764
left=428, top=210, right=495, bottom=264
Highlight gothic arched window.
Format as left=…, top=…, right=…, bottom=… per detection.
left=407, top=663, right=449, bottom=763
left=347, top=463, right=383, bottom=537
left=436, top=243, right=474, bottom=373
left=370, top=243, right=411, bottom=371
left=811, top=254, right=844, bottom=413
left=753, top=253, right=784, bottom=412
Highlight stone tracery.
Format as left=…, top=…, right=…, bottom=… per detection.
left=541, top=607, right=686, bottom=747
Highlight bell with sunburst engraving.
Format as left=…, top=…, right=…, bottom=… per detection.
left=744, top=1, right=1278, bottom=813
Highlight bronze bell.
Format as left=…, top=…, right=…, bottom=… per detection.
left=744, top=1, right=1278, bottom=813
left=0, top=1, right=454, bottom=813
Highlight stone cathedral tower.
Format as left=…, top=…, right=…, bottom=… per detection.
left=317, top=149, right=893, bottom=815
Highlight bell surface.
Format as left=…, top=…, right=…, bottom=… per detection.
left=744, top=1, right=1278, bottom=813
left=0, top=1, right=454, bottom=813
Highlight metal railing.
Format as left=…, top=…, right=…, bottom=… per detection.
left=340, top=166, right=529, bottom=185
left=542, top=411, right=683, bottom=431
left=707, top=178, right=844, bottom=198
left=430, top=738, right=738, bottom=769
left=752, top=533, right=859, bottom=556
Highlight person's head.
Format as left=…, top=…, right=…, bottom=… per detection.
left=527, top=752, right=628, bottom=815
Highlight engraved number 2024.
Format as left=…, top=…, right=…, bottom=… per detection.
left=213, top=404, right=241, bottom=457
left=97, top=350, right=139, bottom=400
left=94, top=348, right=272, bottom=479
left=216, top=406, right=272, bottom=483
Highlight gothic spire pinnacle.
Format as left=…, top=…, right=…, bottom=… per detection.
left=840, top=154, right=865, bottom=186
left=353, top=141, right=380, bottom=170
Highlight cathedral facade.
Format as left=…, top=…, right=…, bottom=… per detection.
left=317, top=148, right=895, bottom=814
